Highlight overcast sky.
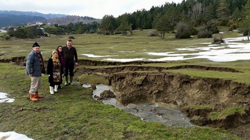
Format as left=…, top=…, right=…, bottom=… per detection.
left=0, top=0, right=182, bottom=19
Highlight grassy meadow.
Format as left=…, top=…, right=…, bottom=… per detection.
left=0, top=27, right=249, bottom=139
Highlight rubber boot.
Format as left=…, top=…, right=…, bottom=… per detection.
left=54, top=85, right=58, bottom=92
left=58, top=85, right=62, bottom=89
left=65, top=76, right=69, bottom=86
left=30, top=94, right=38, bottom=101
left=49, top=86, right=54, bottom=94
left=70, top=76, right=73, bottom=85
left=34, top=91, right=44, bottom=98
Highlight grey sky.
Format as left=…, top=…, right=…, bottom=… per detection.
left=0, top=0, right=182, bottom=18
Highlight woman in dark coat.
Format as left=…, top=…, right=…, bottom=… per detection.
left=56, top=45, right=65, bottom=89
left=47, top=50, right=62, bottom=94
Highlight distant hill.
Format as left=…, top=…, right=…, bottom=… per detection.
left=0, top=10, right=66, bottom=19
left=0, top=14, right=46, bottom=27
left=0, top=10, right=99, bottom=27
left=44, top=15, right=101, bottom=25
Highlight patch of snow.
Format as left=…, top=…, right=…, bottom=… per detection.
left=0, top=92, right=15, bottom=103
left=103, top=58, right=144, bottom=62
left=148, top=56, right=184, bottom=61
left=81, top=54, right=115, bottom=58
left=0, top=131, right=33, bottom=140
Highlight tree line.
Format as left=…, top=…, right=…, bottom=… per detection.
left=4, top=0, right=250, bottom=39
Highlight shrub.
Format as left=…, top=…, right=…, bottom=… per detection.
left=227, top=21, right=234, bottom=27
left=243, top=30, right=250, bottom=36
left=148, top=30, right=158, bottom=37
left=68, top=36, right=75, bottom=39
left=218, top=19, right=229, bottom=26
left=229, top=24, right=237, bottom=31
left=197, top=30, right=212, bottom=38
left=193, top=22, right=198, bottom=27
left=206, top=20, right=219, bottom=34
left=190, top=27, right=198, bottom=35
left=1, top=34, right=10, bottom=40
left=175, top=22, right=191, bottom=39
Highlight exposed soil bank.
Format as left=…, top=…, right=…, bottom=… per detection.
left=0, top=57, right=241, bottom=73
left=110, top=72, right=250, bottom=140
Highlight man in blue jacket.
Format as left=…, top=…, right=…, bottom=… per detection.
left=26, top=42, right=45, bottom=101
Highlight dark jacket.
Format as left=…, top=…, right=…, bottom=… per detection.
left=47, top=58, right=63, bottom=84
left=62, top=46, right=78, bottom=62
left=26, top=51, right=45, bottom=76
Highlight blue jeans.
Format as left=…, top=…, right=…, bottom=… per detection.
left=64, top=61, right=74, bottom=76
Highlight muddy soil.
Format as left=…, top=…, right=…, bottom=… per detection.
left=2, top=57, right=250, bottom=140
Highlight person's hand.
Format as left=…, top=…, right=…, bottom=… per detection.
left=29, top=74, right=33, bottom=77
left=75, top=62, right=78, bottom=66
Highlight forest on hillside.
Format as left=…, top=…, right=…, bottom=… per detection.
left=3, top=0, right=250, bottom=39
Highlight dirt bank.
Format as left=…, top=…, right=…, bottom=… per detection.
left=0, top=57, right=241, bottom=73
left=110, top=72, right=250, bottom=140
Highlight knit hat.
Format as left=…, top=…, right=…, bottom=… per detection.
left=32, top=42, right=40, bottom=47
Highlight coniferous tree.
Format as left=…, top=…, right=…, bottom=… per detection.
left=101, top=15, right=117, bottom=35
left=205, top=3, right=216, bottom=21
left=153, top=13, right=174, bottom=39
left=217, top=0, right=230, bottom=20
left=239, top=0, right=250, bottom=40
left=232, top=7, right=242, bottom=20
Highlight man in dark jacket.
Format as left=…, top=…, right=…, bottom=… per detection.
left=62, top=39, right=78, bottom=85
left=26, top=42, right=45, bottom=101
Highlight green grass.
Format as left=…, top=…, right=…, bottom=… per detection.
left=0, top=63, right=242, bottom=140
left=209, top=107, right=246, bottom=120
left=0, top=29, right=215, bottom=60
left=167, top=68, right=250, bottom=85
left=183, top=105, right=215, bottom=110
left=78, top=73, right=109, bottom=85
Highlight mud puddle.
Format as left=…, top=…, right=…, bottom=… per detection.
left=83, top=84, right=192, bottom=127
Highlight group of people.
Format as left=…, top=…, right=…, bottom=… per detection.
left=26, top=40, right=78, bottom=101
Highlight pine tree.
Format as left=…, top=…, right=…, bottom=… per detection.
left=216, top=0, right=230, bottom=20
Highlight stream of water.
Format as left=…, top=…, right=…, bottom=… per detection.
left=83, top=84, right=193, bottom=127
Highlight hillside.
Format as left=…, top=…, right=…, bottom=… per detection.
left=43, top=15, right=100, bottom=25
left=0, top=10, right=99, bottom=27
left=0, top=14, right=46, bottom=27
left=0, top=10, right=66, bottom=19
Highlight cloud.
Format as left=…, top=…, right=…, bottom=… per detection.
left=0, top=0, right=182, bottom=18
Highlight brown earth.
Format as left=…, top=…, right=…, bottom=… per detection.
left=2, top=57, right=250, bottom=140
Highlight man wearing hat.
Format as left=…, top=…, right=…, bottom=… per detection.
left=26, top=42, right=45, bottom=101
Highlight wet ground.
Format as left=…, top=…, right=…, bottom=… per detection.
left=84, top=84, right=193, bottom=127
left=82, top=36, right=250, bottom=62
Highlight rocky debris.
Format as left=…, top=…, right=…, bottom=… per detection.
left=100, top=90, right=115, bottom=99
left=95, top=90, right=116, bottom=100
left=91, top=84, right=96, bottom=89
